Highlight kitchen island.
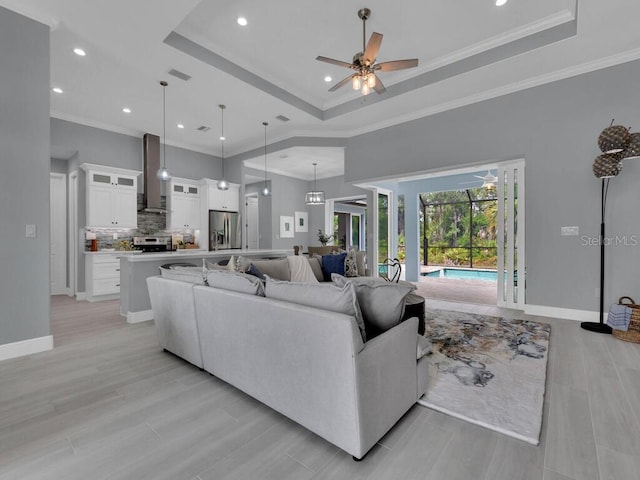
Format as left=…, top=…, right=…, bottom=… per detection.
left=119, top=249, right=290, bottom=323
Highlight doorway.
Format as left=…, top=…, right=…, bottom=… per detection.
left=245, top=194, right=259, bottom=249
left=50, top=173, right=67, bottom=295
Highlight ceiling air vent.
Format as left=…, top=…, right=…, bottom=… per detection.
left=275, top=115, right=290, bottom=122
left=168, top=68, right=192, bottom=81
left=196, top=125, right=211, bottom=132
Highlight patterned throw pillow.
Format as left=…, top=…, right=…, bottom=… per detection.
left=344, top=249, right=358, bottom=277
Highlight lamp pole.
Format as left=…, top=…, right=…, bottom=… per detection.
left=581, top=178, right=613, bottom=334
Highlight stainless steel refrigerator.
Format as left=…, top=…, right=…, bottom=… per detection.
left=209, top=210, right=242, bottom=250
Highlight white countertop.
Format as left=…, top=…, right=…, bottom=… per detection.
left=122, top=249, right=290, bottom=262
left=84, top=250, right=142, bottom=256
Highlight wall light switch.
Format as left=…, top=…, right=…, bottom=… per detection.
left=113, top=233, right=118, bottom=239
left=26, top=224, right=36, bottom=238
left=561, top=226, right=579, bottom=236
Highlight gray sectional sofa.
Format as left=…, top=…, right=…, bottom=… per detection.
left=147, top=261, right=428, bottom=460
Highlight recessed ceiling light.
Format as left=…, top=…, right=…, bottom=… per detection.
left=324, top=76, right=332, bottom=83
left=73, top=47, right=86, bottom=56
left=52, top=87, right=63, bottom=94
left=495, top=0, right=508, bottom=6
left=237, top=17, right=248, bottom=26
left=177, top=124, right=184, bottom=129
left=122, top=107, right=131, bottom=114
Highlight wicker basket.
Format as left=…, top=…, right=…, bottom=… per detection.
left=613, top=296, right=640, bottom=343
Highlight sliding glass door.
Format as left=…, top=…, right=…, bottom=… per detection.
left=497, top=160, right=525, bottom=309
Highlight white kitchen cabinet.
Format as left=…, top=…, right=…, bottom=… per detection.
left=208, top=182, right=240, bottom=212
left=81, top=164, right=140, bottom=228
left=168, top=179, right=201, bottom=229
left=85, top=254, right=122, bottom=301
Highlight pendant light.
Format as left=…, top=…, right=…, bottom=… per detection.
left=305, top=163, right=325, bottom=205
left=217, top=104, right=229, bottom=190
left=261, top=122, right=271, bottom=197
left=157, top=81, right=171, bottom=181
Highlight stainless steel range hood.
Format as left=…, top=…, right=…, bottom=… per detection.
left=142, top=133, right=167, bottom=213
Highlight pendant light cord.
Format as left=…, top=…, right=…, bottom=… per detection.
left=162, top=83, right=166, bottom=170
left=263, top=122, right=268, bottom=185
left=220, top=104, right=225, bottom=178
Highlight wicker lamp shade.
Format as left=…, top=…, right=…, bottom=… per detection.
left=597, top=125, right=631, bottom=154
left=621, top=132, right=640, bottom=160
left=592, top=154, right=622, bottom=178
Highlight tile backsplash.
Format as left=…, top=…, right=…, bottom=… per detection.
left=84, top=194, right=195, bottom=251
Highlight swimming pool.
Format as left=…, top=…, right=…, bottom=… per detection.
left=422, top=268, right=498, bottom=281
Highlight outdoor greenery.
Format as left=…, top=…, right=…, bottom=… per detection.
left=420, top=189, right=498, bottom=267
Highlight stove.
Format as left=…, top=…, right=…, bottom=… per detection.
left=133, top=236, right=172, bottom=253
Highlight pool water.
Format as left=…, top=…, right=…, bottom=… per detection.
left=422, top=268, right=498, bottom=281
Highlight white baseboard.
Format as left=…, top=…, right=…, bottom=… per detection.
left=76, top=292, right=87, bottom=301
left=524, top=304, right=606, bottom=323
left=126, top=309, right=154, bottom=324
left=0, top=335, right=54, bottom=362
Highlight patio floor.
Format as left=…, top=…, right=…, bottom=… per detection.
left=411, top=265, right=498, bottom=305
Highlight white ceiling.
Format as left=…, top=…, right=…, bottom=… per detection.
left=3, top=0, right=640, bottom=179
left=244, top=146, right=344, bottom=181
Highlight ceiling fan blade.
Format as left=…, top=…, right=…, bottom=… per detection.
left=363, top=32, right=383, bottom=65
left=375, top=59, right=419, bottom=72
left=316, top=56, right=354, bottom=69
left=328, top=74, right=355, bottom=92
left=474, top=175, right=486, bottom=180
left=372, top=74, right=386, bottom=94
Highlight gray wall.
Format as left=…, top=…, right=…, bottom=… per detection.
left=0, top=7, right=50, bottom=345
left=50, top=118, right=223, bottom=292
left=244, top=167, right=312, bottom=251
left=346, top=59, right=640, bottom=312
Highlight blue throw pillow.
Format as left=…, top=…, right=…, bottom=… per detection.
left=321, top=253, right=347, bottom=281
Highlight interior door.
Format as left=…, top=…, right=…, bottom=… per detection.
left=50, top=173, right=67, bottom=295
left=496, top=160, right=525, bottom=309
left=245, top=195, right=259, bottom=249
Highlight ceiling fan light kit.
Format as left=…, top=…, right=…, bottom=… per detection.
left=317, top=7, right=418, bottom=96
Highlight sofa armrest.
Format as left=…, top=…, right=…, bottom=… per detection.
left=353, top=317, right=420, bottom=458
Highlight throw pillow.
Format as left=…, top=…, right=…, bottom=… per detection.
left=306, top=256, right=324, bottom=282
left=287, top=256, right=319, bottom=283
left=206, top=269, right=265, bottom=296
left=251, top=258, right=291, bottom=281
left=331, top=274, right=415, bottom=337
left=321, top=252, right=347, bottom=281
left=246, top=263, right=265, bottom=280
left=355, top=251, right=367, bottom=276
left=265, top=277, right=366, bottom=342
left=344, top=250, right=358, bottom=277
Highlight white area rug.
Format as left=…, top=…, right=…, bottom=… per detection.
left=417, top=309, right=551, bottom=445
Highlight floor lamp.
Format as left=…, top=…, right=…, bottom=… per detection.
left=581, top=125, right=640, bottom=334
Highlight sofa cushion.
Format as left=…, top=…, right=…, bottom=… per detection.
left=331, top=274, right=415, bottom=336
left=307, top=256, right=324, bottom=282
left=287, top=256, right=319, bottom=283
left=321, top=253, right=347, bottom=281
left=251, top=258, right=290, bottom=281
left=159, top=265, right=205, bottom=284
left=264, top=277, right=366, bottom=342
left=206, top=269, right=265, bottom=296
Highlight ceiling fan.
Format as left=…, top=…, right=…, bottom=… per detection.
left=461, top=170, right=498, bottom=189
left=316, top=8, right=419, bottom=95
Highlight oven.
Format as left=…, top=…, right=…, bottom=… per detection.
left=132, top=236, right=172, bottom=253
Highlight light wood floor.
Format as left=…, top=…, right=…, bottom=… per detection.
left=1, top=295, right=639, bottom=479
